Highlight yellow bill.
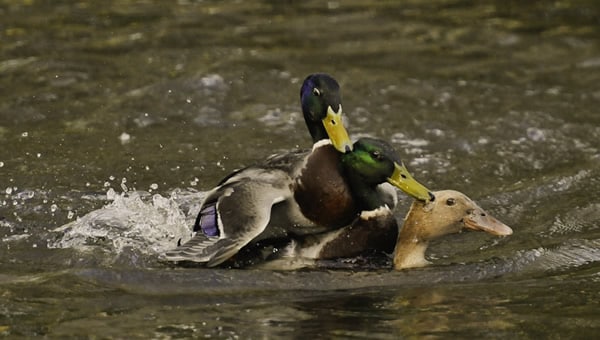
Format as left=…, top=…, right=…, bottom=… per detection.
left=387, top=163, right=434, bottom=202
left=322, top=105, right=353, bottom=153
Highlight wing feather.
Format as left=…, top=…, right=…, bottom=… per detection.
left=163, top=168, right=292, bottom=266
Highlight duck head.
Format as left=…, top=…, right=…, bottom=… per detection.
left=300, top=73, right=353, bottom=153
left=341, top=137, right=434, bottom=207
left=393, top=189, right=513, bottom=270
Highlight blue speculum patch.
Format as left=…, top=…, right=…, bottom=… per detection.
left=196, top=203, right=219, bottom=237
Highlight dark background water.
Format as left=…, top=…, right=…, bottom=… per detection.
left=1, top=0, right=600, bottom=338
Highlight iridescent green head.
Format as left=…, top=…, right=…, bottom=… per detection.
left=300, top=73, right=352, bottom=153
left=342, top=137, right=434, bottom=203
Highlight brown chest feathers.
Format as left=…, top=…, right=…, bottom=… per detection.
left=293, top=145, right=359, bottom=228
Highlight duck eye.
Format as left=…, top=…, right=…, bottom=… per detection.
left=370, top=150, right=382, bottom=160
left=446, top=198, right=456, bottom=206
left=312, top=88, right=321, bottom=96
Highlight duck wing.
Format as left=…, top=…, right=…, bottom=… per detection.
left=163, top=167, right=293, bottom=267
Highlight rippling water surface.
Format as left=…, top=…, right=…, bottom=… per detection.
left=1, top=1, right=600, bottom=338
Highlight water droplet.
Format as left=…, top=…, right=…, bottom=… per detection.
left=0, top=161, right=4, bottom=167
left=5, top=187, right=12, bottom=194
left=150, top=183, right=159, bottom=190
left=50, top=204, right=58, bottom=213
left=103, top=181, right=111, bottom=188
left=21, top=132, right=29, bottom=137
left=17, top=190, right=35, bottom=200
left=119, top=132, right=131, bottom=144
left=67, top=211, right=74, bottom=219
left=36, top=153, right=42, bottom=158
left=120, top=178, right=128, bottom=192
left=109, top=176, right=115, bottom=181
left=106, top=188, right=116, bottom=200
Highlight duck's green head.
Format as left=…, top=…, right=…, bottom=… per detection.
left=342, top=137, right=434, bottom=202
left=300, top=73, right=352, bottom=153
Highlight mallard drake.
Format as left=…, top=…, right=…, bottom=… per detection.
left=163, top=74, right=433, bottom=266
left=392, top=190, right=513, bottom=270
left=261, top=137, right=417, bottom=264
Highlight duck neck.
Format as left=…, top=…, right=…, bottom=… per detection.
left=393, top=203, right=431, bottom=269
left=345, top=172, right=387, bottom=211
left=303, top=114, right=327, bottom=144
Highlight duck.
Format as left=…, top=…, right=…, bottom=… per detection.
left=259, top=189, right=512, bottom=270
left=253, top=137, right=419, bottom=268
left=392, top=189, right=513, bottom=270
left=163, top=74, right=433, bottom=266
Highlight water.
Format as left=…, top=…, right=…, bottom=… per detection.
left=1, top=0, right=600, bottom=337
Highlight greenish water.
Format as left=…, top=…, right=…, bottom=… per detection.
left=1, top=0, right=600, bottom=338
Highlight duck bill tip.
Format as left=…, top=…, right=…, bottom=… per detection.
left=464, top=217, right=513, bottom=236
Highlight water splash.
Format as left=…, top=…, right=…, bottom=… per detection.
left=49, top=190, right=200, bottom=260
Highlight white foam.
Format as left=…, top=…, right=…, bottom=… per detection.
left=49, top=190, right=202, bottom=258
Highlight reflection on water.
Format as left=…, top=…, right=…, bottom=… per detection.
left=1, top=0, right=600, bottom=338
left=2, top=266, right=599, bottom=338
